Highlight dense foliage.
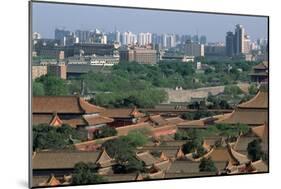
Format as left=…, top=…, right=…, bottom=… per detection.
left=93, top=126, right=117, bottom=139
left=32, top=124, right=87, bottom=150
left=102, top=130, right=148, bottom=173
left=33, top=74, right=68, bottom=96
left=175, top=124, right=249, bottom=141
left=72, top=162, right=106, bottom=185
left=247, top=139, right=263, bottom=161
left=199, top=158, right=217, bottom=172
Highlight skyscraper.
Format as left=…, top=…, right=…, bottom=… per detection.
left=115, top=31, right=121, bottom=43
left=75, top=30, right=91, bottom=43
left=122, top=31, right=136, bottom=45
left=55, top=28, right=71, bottom=46
left=235, top=24, right=245, bottom=55
left=200, top=35, right=207, bottom=45
left=226, top=31, right=235, bottom=57
left=137, top=32, right=152, bottom=46
left=166, top=34, right=176, bottom=48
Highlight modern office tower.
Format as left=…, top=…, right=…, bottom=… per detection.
left=88, top=29, right=107, bottom=44
left=244, top=34, right=251, bottom=54
left=180, top=35, right=191, bottom=44
left=235, top=24, right=245, bottom=55
left=106, top=32, right=115, bottom=44
left=192, top=35, right=199, bottom=43
left=166, top=34, right=176, bottom=48
left=204, top=44, right=225, bottom=56
left=55, top=28, right=71, bottom=46
left=122, top=31, right=136, bottom=45
left=115, top=31, right=121, bottom=43
left=137, top=32, right=152, bottom=46
left=184, top=40, right=204, bottom=57
left=75, top=30, right=91, bottom=43
left=200, top=35, right=207, bottom=45
left=63, top=32, right=79, bottom=46
left=226, top=31, right=235, bottom=57
left=152, top=33, right=158, bottom=45
left=161, top=34, right=168, bottom=48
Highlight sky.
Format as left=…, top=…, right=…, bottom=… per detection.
left=32, top=2, right=268, bottom=42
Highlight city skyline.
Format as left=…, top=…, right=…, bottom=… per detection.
left=32, top=2, right=268, bottom=42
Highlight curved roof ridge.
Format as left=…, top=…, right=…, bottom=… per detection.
left=228, top=145, right=249, bottom=164
left=78, top=97, right=105, bottom=113
left=238, top=90, right=267, bottom=109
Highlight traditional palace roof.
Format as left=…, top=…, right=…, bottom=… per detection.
left=252, top=61, right=268, bottom=70
left=148, top=115, right=168, bottom=126
left=251, top=160, right=268, bottom=172
left=33, top=96, right=104, bottom=114
left=238, top=88, right=268, bottom=109
left=136, top=151, right=159, bottom=166
left=38, top=175, right=61, bottom=187
left=100, top=107, right=144, bottom=118
left=95, top=148, right=115, bottom=168
left=116, top=122, right=152, bottom=136
left=32, top=96, right=113, bottom=128
left=216, top=86, right=268, bottom=125
left=33, top=150, right=101, bottom=169
left=83, top=114, right=113, bottom=125
left=206, top=145, right=250, bottom=165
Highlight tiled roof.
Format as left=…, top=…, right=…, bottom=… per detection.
left=238, top=90, right=268, bottom=109
left=136, top=151, right=159, bottom=166
left=149, top=115, right=168, bottom=126
left=116, top=122, right=153, bottom=136
left=83, top=114, right=113, bottom=125
left=165, top=117, right=185, bottom=125
left=165, top=172, right=216, bottom=179
left=33, top=96, right=104, bottom=114
left=33, top=150, right=101, bottom=169
left=167, top=161, right=200, bottom=173
left=251, top=160, right=268, bottom=172
left=148, top=170, right=165, bottom=179
left=207, top=146, right=250, bottom=165
left=253, top=61, right=268, bottom=70
left=95, top=148, right=115, bottom=168
left=251, top=124, right=266, bottom=140
left=216, top=108, right=268, bottom=125
left=100, top=108, right=144, bottom=118
left=103, top=174, right=137, bottom=182
left=153, top=159, right=171, bottom=172
left=32, top=114, right=87, bottom=128
left=32, top=114, right=54, bottom=126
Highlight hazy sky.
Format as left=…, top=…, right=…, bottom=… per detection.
left=32, top=2, right=268, bottom=42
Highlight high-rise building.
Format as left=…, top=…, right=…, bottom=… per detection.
left=160, top=34, right=168, bottom=48
left=75, top=30, right=91, bottom=43
left=183, top=41, right=204, bottom=57
left=89, top=29, right=107, bottom=44
left=192, top=35, right=199, bottom=43
left=115, top=31, right=121, bottom=43
left=226, top=31, right=235, bottom=57
left=137, top=32, right=152, bottom=46
left=244, top=34, right=251, bottom=54
left=122, top=31, right=136, bottom=45
left=63, top=32, right=79, bottom=46
left=166, top=34, right=176, bottom=48
left=235, top=24, right=245, bottom=55
left=55, top=29, right=71, bottom=46
left=200, top=35, right=207, bottom=45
